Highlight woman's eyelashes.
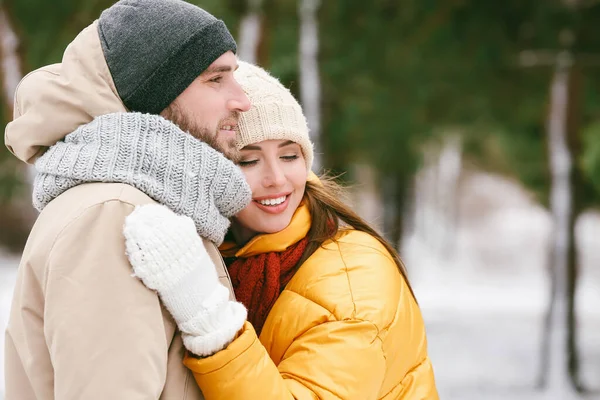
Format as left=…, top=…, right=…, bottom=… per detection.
left=238, top=159, right=258, bottom=167
left=281, top=154, right=299, bottom=162
left=238, top=154, right=300, bottom=168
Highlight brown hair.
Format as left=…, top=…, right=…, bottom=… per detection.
left=298, top=174, right=416, bottom=301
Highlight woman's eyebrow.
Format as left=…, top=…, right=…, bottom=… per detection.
left=278, top=140, right=295, bottom=148
left=242, top=141, right=295, bottom=151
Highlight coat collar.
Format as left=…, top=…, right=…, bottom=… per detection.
left=220, top=172, right=320, bottom=258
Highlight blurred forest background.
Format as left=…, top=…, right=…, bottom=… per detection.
left=1, top=0, right=600, bottom=399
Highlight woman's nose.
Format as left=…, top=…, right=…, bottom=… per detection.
left=263, top=164, right=286, bottom=187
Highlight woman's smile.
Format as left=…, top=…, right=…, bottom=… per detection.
left=253, top=193, right=292, bottom=214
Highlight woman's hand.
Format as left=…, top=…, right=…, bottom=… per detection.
left=123, top=204, right=247, bottom=356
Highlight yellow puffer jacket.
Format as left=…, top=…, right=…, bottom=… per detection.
left=184, top=203, right=438, bottom=399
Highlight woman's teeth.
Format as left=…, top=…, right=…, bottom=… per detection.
left=258, top=196, right=287, bottom=206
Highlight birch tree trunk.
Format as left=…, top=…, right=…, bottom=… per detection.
left=0, top=8, right=21, bottom=109
left=540, top=51, right=581, bottom=399
left=0, top=5, right=36, bottom=251
left=237, top=0, right=263, bottom=65
left=436, top=136, right=462, bottom=257
left=299, top=0, right=322, bottom=172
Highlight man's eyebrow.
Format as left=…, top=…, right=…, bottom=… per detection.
left=202, top=65, right=235, bottom=75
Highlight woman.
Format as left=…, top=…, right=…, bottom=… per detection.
left=124, top=62, right=438, bottom=399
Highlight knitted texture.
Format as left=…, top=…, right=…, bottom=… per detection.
left=234, top=61, right=314, bottom=171
left=124, top=204, right=247, bottom=356
left=33, top=112, right=251, bottom=245
left=98, top=0, right=236, bottom=114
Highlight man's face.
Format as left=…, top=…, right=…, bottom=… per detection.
left=161, top=51, right=251, bottom=160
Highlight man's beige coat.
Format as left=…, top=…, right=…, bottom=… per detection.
left=4, top=21, right=233, bottom=400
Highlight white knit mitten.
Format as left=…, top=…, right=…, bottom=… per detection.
left=123, top=204, right=247, bottom=356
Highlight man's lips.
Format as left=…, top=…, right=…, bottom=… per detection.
left=219, top=119, right=238, bottom=132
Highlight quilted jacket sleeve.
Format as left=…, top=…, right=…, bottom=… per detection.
left=184, top=319, right=386, bottom=400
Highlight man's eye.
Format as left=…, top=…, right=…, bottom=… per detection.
left=210, top=76, right=223, bottom=83
left=238, top=159, right=258, bottom=167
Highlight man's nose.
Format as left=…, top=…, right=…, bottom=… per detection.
left=228, top=82, right=251, bottom=112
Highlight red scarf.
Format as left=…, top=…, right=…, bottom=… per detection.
left=228, top=236, right=309, bottom=335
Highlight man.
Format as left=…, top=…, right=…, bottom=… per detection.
left=3, top=0, right=251, bottom=398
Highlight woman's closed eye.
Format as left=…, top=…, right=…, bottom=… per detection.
left=239, top=154, right=299, bottom=167
left=281, top=154, right=299, bottom=162
left=238, top=159, right=258, bottom=167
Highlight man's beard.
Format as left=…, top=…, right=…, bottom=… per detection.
left=162, top=102, right=240, bottom=162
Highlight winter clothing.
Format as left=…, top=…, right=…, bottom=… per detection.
left=121, top=61, right=437, bottom=398
left=227, top=233, right=309, bottom=335
left=183, top=200, right=439, bottom=399
left=234, top=61, right=314, bottom=171
left=5, top=183, right=234, bottom=400
left=5, top=22, right=127, bottom=164
left=35, top=112, right=250, bottom=245
left=4, top=6, right=241, bottom=399
left=124, top=204, right=247, bottom=356
left=99, top=0, right=236, bottom=114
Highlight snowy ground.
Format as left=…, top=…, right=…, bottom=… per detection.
left=404, top=172, right=600, bottom=399
left=0, top=253, right=18, bottom=400
left=409, top=249, right=600, bottom=400
left=1, top=171, right=599, bottom=399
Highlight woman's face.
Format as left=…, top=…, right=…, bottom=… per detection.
left=234, top=139, right=307, bottom=240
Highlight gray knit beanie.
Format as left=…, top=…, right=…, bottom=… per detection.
left=98, top=0, right=237, bottom=115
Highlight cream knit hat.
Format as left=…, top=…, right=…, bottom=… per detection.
left=235, top=61, right=314, bottom=171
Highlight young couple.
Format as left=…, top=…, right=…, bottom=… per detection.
left=4, top=0, right=437, bottom=399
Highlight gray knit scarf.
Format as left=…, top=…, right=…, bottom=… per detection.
left=33, top=112, right=251, bottom=245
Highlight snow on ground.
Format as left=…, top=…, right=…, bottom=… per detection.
left=404, top=172, right=600, bottom=399
left=1, top=171, right=599, bottom=399
left=0, top=253, right=18, bottom=400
